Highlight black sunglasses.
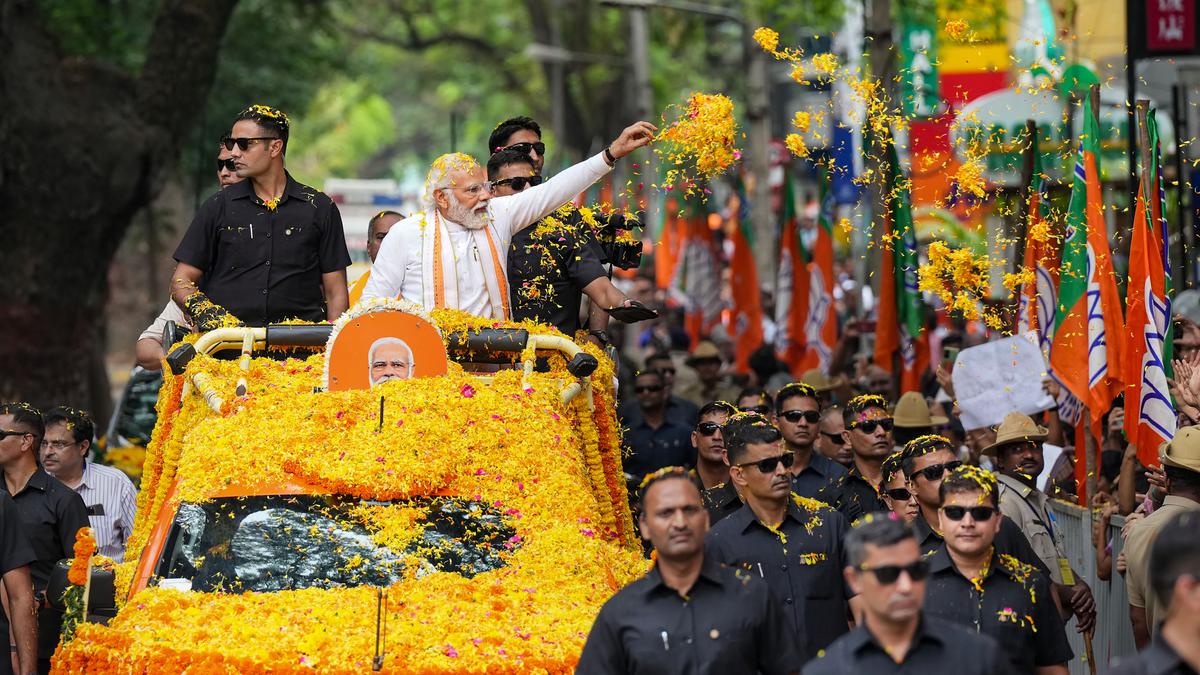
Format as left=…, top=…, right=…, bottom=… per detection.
left=913, top=460, right=963, bottom=483
left=740, top=405, right=771, bottom=415
left=819, top=430, right=845, bottom=446
left=940, top=505, right=997, bottom=522
left=221, top=136, right=278, bottom=151
left=506, top=141, right=546, bottom=156
left=0, top=430, right=32, bottom=441
left=884, top=487, right=912, bottom=501
left=216, top=158, right=237, bottom=172
left=635, top=385, right=664, bottom=394
left=493, top=175, right=545, bottom=192
left=780, top=410, right=821, bottom=424
left=696, top=421, right=722, bottom=437
left=860, top=559, right=930, bottom=584
left=734, top=453, right=795, bottom=473
left=850, top=418, right=894, bottom=434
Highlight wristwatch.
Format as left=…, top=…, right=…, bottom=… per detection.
left=603, top=146, right=617, bottom=166
left=588, top=329, right=611, bottom=346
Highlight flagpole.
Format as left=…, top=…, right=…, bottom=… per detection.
left=1136, top=101, right=1152, bottom=208
left=1013, top=119, right=1037, bottom=321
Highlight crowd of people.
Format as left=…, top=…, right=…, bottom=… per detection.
left=4, top=100, right=1198, bottom=673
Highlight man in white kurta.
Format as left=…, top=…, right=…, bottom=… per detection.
left=363, top=121, right=655, bottom=319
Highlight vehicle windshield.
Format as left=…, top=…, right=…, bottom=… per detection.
left=153, top=494, right=516, bottom=593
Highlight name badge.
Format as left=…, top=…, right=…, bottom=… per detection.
left=86, top=504, right=106, bottom=517
left=1057, top=556, right=1075, bottom=586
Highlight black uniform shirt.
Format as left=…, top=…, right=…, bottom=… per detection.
left=913, top=511, right=1051, bottom=576
left=173, top=173, right=352, bottom=325
left=791, top=453, right=847, bottom=501
left=705, top=496, right=853, bottom=659
left=699, top=481, right=742, bottom=526
left=507, top=216, right=607, bottom=335
left=622, top=416, right=695, bottom=484
left=0, top=491, right=36, bottom=673
left=827, top=462, right=888, bottom=523
left=802, top=614, right=1017, bottom=675
left=923, top=544, right=1074, bottom=672
left=1107, top=634, right=1199, bottom=675
left=576, top=554, right=802, bottom=675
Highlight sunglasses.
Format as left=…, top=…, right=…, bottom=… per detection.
left=780, top=410, right=821, bottom=424
left=0, top=430, right=32, bottom=441
left=216, top=158, right=237, bottom=172
left=884, top=487, right=912, bottom=501
left=492, top=175, right=545, bottom=192
left=912, top=460, right=963, bottom=483
left=635, top=385, right=664, bottom=394
left=819, top=430, right=845, bottom=446
left=860, top=559, right=930, bottom=584
left=696, top=421, right=722, bottom=437
left=220, top=136, right=278, bottom=151
left=850, top=418, right=894, bottom=433
left=734, top=452, right=795, bottom=473
left=740, top=405, right=771, bottom=415
left=940, top=505, right=997, bottom=522
left=506, top=141, right=546, bottom=156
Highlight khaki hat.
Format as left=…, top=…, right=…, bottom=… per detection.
left=893, top=391, right=949, bottom=428
left=686, top=341, right=723, bottom=366
left=1162, top=426, right=1200, bottom=473
left=982, top=411, right=1048, bottom=455
left=800, top=368, right=848, bottom=392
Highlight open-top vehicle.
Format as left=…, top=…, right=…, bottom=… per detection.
left=52, top=299, right=642, bottom=673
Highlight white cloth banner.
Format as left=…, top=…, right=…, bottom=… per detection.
left=952, top=334, right=1056, bottom=431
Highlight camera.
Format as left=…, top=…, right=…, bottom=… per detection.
left=591, top=211, right=645, bottom=270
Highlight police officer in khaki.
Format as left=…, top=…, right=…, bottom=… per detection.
left=987, top=411, right=1096, bottom=634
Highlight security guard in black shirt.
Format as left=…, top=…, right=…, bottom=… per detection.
left=922, top=465, right=1073, bottom=674
left=577, top=467, right=802, bottom=675
left=803, top=514, right=1015, bottom=675
left=0, top=403, right=89, bottom=674
left=826, top=395, right=894, bottom=521
left=171, top=104, right=352, bottom=327
left=705, top=413, right=857, bottom=662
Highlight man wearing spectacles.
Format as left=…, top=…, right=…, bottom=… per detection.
left=776, top=383, right=846, bottom=505
left=0, top=403, right=88, bottom=674
left=823, top=395, right=893, bottom=522
left=988, top=412, right=1096, bottom=636
left=706, top=413, right=857, bottom=662
left=803, top=515, right=1013, bottom=675
left=171, top=104, right=352, bottom=328
left=622, top=371, right=694, bottom=489
left=814, top=406, right=853, bottom=467
left=364, top=120, right=655, bottom=320
left=900, top=435, right=1049, bottom=572
left=923, top=466, right=1072, bottom=675
left=688, top=401, right=740, bottom=525
left=136, top=142, right=247, bottom=369
left=486, top=146, right=634, bottom=340
left=39, top=408, right=136, bottom=563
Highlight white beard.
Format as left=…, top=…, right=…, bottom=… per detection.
left=445, top=192, right=490, bottom=230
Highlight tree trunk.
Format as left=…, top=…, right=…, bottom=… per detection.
left=0, top=0, right=237, bottom=410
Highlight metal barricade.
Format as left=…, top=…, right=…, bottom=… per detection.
left=1048, top=500, right=1137, bottom=674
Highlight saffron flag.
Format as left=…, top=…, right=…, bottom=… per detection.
left=1016, top=133, right=1062, bottom=357
left=654, top=199, right=686, bottom=290
left=776, top=172, right=811, bottom=374
left=1049, top=91, right=1125, bottom=428
left=801, top=170, right=839, bottom=375
left=874, top=129, right=929, bottom=393
left=671, top=205, right=722, bottom=348
left=728, top=178, right=765, bottom=373
left=1123, top=108, right=1175, bottom=466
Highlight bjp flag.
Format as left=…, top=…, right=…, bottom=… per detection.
left=776, top=172, right=810, bottom=374
left=727, top=177, right=764, bottom=373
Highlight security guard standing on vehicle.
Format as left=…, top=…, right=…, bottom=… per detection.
left=576, top=467, right=802, bottom=675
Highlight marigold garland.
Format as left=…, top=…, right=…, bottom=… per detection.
left=67, top=309, right=642, bottom=672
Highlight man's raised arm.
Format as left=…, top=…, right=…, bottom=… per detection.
left=491, top=121, right=656, bottom=235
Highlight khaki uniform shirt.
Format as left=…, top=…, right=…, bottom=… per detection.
left=997, top=472, right=1067, bottom=584
left=1125, top=495, right=1200, bottom=633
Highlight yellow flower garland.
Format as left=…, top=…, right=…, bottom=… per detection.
left=61, top=310, right=643, bottom=673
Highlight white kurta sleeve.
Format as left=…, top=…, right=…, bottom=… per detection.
left=362, top=215, right=414, bottom=300
left=489, top=152, right=612, bottom=238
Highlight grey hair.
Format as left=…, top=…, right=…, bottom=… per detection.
left=368, top=337, right=414, bottom=375
left=420, top=152, right=480, bottom=216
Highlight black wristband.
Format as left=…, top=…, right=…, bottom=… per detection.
left=603, top=146, right=617, bottom=165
